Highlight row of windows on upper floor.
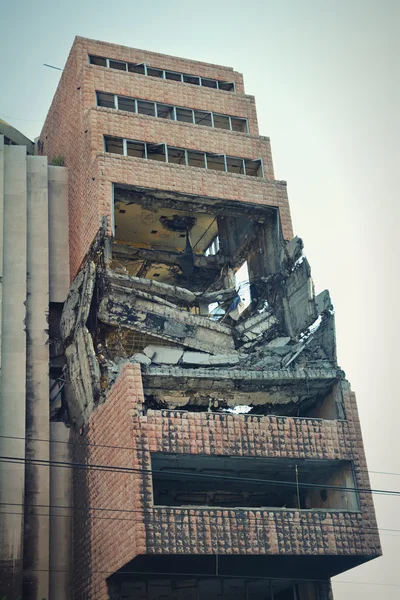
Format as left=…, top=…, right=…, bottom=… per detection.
left=89, top=55, right=236, bottom=92
left=104, top=136, right=264, bottom=177
left=96, top=92, right=249, bottom=133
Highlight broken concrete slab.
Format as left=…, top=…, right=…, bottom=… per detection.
left=107, top=271, right=196, bottom=304
left=267, top=337, right=291, bottom=348
left=317, top=289, right=333, bottom=314
left=144, top=346, right=184, bottom=365
left=182, top=351, right=212, bottom=366
left=286, top=236, right=304, bottom=264
left=60, top=261, right=96, bottom=343
left=131, top=353, right=152, bottom=366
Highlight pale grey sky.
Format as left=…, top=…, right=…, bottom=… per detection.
left=1, top=0, right=399, bottom=597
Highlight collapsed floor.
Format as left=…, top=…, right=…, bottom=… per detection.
left=50, top=186, right=345, bottom=427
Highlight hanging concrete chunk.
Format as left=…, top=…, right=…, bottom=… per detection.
left=60, top=261, right=96, bottom=343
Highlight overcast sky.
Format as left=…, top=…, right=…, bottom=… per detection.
left=1, top=0, right=399, bottom=597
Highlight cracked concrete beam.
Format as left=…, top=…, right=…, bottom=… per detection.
left=60, top=261, right=96, bottom=344
left=107, top=271, right=196, bottom=304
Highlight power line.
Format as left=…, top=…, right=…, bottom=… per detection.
left=1, top=433, right=398, bottom=479
left=0, top=454, right=399, bottom=498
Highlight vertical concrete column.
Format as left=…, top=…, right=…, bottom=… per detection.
left=49, top=422, right=72, bottom=600
left=0, top=145, right=27, bottom=597
left=0, top=136, right=4, bottom=367
left=23, top=156, right=50, bottom=600
left=48, top=166, right=69, bottom=302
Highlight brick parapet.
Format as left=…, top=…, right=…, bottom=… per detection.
left=72, top=366, right=381, bottom=598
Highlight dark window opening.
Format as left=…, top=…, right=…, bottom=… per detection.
left=89, top=55, right=107, bottom=67
left=97, top=92, right=115, bottom=109
left=244, top=159, right=263, bottom=177
left=151, top=454, right=359, bottom=511
left=176, top=107, right=194, bottom=124
left=218, top=81, right=235, bottom=91
left=165, top=71, right=182, bottom=81
left=137, top=100, right=156, bottom=117
left=128, top=62, right=146, bottom=75
left=213, top=113, right=230, bottom=130
left=201, top=78, right=218, bottom=88
left=183, top=74, right=200, bottom=85
left=194, top=110, right=212, bottom=127
left=147, top=143, right=166, bottom=162
left=156, top=104, right=174, bottom=119
left=168, top=147, right=186, bottom=165
left=105, top=137, right=123, bottom=154
left=118, top=96, right=136, bottom=113
left=187, top=150, right=206, bottom=168
left=227, top=156, right=245, bottom=175
left=231, top=117, right=247, bottom=133
left=109, top=60, right=127, bottom=71
left=147, top=67, right=164, bottom=78
left=206, top=154, right=225, bottom=172
left=126, top=141, right=146, bottom=158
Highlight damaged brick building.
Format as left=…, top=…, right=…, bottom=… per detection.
left=0, top=37, right=381, bottom=600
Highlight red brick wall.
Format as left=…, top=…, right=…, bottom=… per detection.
left=40, top=36, right=294, bottom=281
left=72, top=365, right=381, bottom=600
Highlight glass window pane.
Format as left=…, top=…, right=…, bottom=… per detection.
left=128, top=63, right=145, bottom=74
left=90, top=55, right=106, bottom=67
left=213, top=113, right=230, bottom=130
left=176, top=107, right=194, bottom=124
left=187, top=151, right=206, bottom=168
left=218, top=81, right=235, bottom=91
left=206, top=154, right=225, bottom=172
left=167, top=147, right=186, bottom=165
left=201, top=78, right=218, bottom=88
left=231, top=117, right=247, bottom=132
left=137, top=100, right=156, bottom=117
left=118, top=96, right=136, bottom=113
left=183, top=74, right=200, bottom=85
left=109, top=60, right=127, bottom=71
left=156, top=104, right=174, bottom=119
left=97, top=92, right=115, bottom=109
left=105, top=137, right=123, bottom=154
left=194, top=110, right=212, bottom=127
left=147, top=67, right=164, bottom=78
left=126, top=141, right=146, bottom=158
left=147, top=143, right=166, bottom=162
left=226, top=156, right=245, bottom=174
left=165, top=71, right=182, bottom=81
left=245, top=159, right=263, bottom=177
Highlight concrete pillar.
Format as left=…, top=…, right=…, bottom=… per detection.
left=0, top=136, right=4, bottom=367
left=48, top=166, right=69, bottom=302
left=49, top=422, right=72, bottom=600
left=0, top=145, right=27, bottom=597
left=23, top=156, right=50, bottom=600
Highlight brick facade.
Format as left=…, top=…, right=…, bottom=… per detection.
left=72, top=365, right=380, bottom=600
left=40, top=36, right=293, bottom=280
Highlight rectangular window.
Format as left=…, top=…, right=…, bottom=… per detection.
left=187, top=151, right=206, bottom=168
left=97, top=92, right=115, bottom=109
left=151, top=453, right=359, bottom=511
left=226, top=156, right=245, bottom=175
left=176, top=107, right=194, bottom=124
left=194, top=110, right=212, bottom=127
left=165, top=71, right=182, bottom=81
left=89, top=55, right=107, bottom=67
left=156, top=104, right=174, bottom=119
left=147, top=143, right=166, bottom=162
left=137, top=100, right=156, bottom=117
left=126, top=140, right=146, bottom=158
left=218, top=81, right=235, bottom=91
left=231, top=117, right=248, bottom=133
left=167, top=147, right=187, bottom=165
left=201, top=78, right=218, bottom=88
left=128, top=62, right=146, bottom=75
left=245, top=159, right=263, bottom=177
left=147, top=67, right=164, bottom=78
left=109, top=60, right=127, bottom=71
left=213, top=113, right=231, bottom=130
left=183, top=74, right=200, bottom=85
left=206, top=154, right=226, bottom=172
left=118, top=96, right=136, bottom=113
left=104, top=137, right=123, bottom=154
